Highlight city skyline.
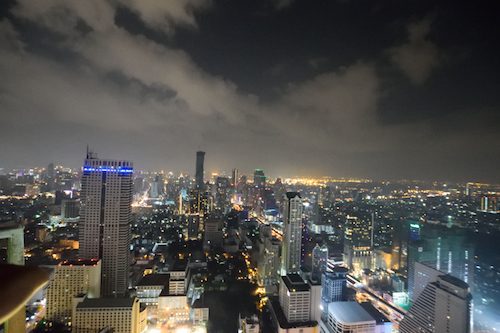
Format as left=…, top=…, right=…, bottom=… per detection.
left=1, top=148, right=498, bottom=332
left=1, top=1, right=500, bottom=333
left=0, top=0, right=499, bottom=182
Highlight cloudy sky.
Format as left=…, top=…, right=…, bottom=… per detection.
left=0, top=0, right=499, bottom=181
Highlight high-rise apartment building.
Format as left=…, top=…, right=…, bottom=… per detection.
left=79, top=157, right=133, bottom=296
left=195, top=151, right=205, bottom=190
left=400, top=275, right=472, bottom=333
left=46, top=259, right=101, bottom=323
left=281, top=192, right=303, bottom=275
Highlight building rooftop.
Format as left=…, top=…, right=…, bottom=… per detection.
left=285, top=192, right=301, bottom=199
left=327, top=302, right=375, bottom=325
left=76, top=297, right=136, bottom=309
left=282, top=274, right=310, bottom=292
left=439, top=274, right=469, bottom=290
left=137, top=273, right=170, bottom=287
left=60, top=259, right=100, bottom=266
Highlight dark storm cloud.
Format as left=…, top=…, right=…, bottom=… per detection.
left=0, top=0, right=499, bottom=181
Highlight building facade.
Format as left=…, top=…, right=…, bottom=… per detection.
left=281, top=192, right=303, bottom=275
left=72, top=296, right=146, bottom=333
left=400, top=275, right=472, bottom=333
left=279, top=274, right=311, bottom=323
left=79, top=157, right=133, bottom=296
left=46, top=259, right=101, bottom=323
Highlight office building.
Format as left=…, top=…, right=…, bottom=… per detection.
left=269, top=274, right=317, bottom=333
left=281, top=192, right=303, bottom=275
left=204, top=217, right=223, bottom=249
left=215, top=176, right=231, bottom=210
left=279, top=274, right=311, bottom=323
left=253, top=169, right=266, bottom=189
left=61, top=198, right=80, bottom=219
left=72, top=296, right=147, bottom=333
left=309, top=279, right=322, bottom=323
left=400, top=275, right=472, bottom=333
left=46, top=259, right=101, bottom=323
left=149, top=174, right=163, bottom=199
left=259, top=235, right=281, bottom=289
left=343, top=215, right=372, bottom=272
left=321, top=267, right=348, bottom=305
left=412, top=262, right=441, bottom=302
left=311, top=243, right=328, bottom=283
left=195, top=151, right=205, bottom=190
left=79, top=156, right=133, bottom=296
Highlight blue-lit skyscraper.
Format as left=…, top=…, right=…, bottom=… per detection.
left=79, top=155, right=133, bottom=296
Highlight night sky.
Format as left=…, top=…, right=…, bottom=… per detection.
left=0, top=0, right=499, bottom=181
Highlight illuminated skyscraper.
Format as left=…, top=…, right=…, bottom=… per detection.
left=79, top=156, right=133, bottom=296
left=195, top=151, right=205, bottom=190
left=343, top=215, right=372, bottom=271
left=281, top=192, right=303, bottom=275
